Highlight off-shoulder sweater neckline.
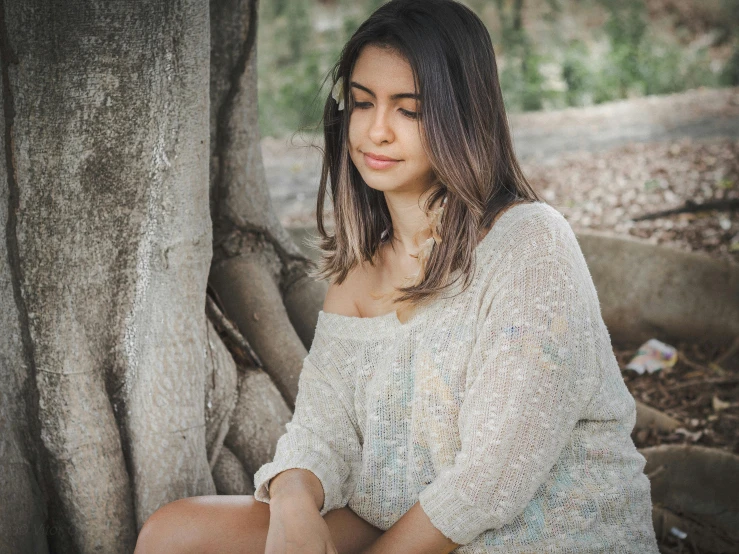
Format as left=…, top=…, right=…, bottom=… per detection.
left=317, top=201, right=551, bottom=337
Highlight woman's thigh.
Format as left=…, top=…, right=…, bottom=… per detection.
left=134, top=495, right=383, bottom=554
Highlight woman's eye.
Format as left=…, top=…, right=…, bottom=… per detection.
left=353, top=101, right=372, bottom=109
left=400, top=109, right=418, bottom=119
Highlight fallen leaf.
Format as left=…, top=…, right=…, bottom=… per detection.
left=674, top=428, right=703, bottom=442
left=712, top=395, right=731, bottom=412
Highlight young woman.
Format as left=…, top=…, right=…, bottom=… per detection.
left=135, top=1, right=659, bottom=552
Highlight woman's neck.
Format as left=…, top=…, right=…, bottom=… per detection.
left=384, top=187, right=436, bottom=256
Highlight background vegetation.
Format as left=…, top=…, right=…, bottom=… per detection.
left=257, top=0, right=739, bottom=137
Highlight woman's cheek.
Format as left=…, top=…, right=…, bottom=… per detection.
left=347, top=113, right=361, bottom=145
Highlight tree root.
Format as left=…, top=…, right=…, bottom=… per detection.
left=209, top=255, right=307, bottom=407
left=0, top=446, right=49, bottom=554
left=634, top=400, right=682, bottom=433
left=207, top=293, right=262, bottom=368
left=0, top=323, right=49, bottom=552
left=204, top=319, right=240, bottom=471
left=37, top=369, right=136, bottom=552
left=641, top=444, right=739, bottom=552
left=212, top=446, right=254, bottom=496
left=225, top=366, right=292, bottom=477
left=633, top=198, right=739, bottom=221
left=281, top=271, right=327, bottom=350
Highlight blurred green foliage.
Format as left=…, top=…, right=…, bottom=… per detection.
left=257, top=0, right=738, bottom=137
left=591, top=0, right=721, bottom=102
left=720, top=0, right=739, bottom=86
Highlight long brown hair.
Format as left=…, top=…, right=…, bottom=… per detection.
left=313, top=0, right=541, bottom=305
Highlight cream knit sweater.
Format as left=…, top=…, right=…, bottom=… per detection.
left=254, top=202, right=659, bottom=553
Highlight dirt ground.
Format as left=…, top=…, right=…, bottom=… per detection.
left=619, top=339, right=739, bottom=453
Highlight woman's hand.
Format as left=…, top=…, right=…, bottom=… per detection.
left=265, top=495, right=338, bottom=554
left=264, top=469, right=336, bottom=553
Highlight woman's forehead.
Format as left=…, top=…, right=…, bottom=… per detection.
left=350, top=45, right=417, bottom=96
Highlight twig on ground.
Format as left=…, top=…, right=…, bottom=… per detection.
left=632, top=198, right=739, bottom=221
left=714, top=336, right=739, bottom=367
left=679, top=349, right=711, bottom=373
left=666, top=377, right=739, bottom=392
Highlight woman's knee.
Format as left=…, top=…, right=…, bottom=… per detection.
left=134, top=495, right=269, bottom=554
left=135, top=497, right=199, bottom=554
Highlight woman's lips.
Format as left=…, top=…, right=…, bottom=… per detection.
left=363, top=152, right=400, bottom=170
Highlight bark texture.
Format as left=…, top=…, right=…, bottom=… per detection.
left=1, top=0, right=216, bottom=550
left=1, top=0, right=324, bottom=551
left=0, top=22, right=49, bottom=552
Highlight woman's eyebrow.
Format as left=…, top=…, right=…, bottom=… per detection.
left=350, top=81, right=419, bottom=100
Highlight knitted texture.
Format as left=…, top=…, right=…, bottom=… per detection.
left=254, top=202, right=659, bottom=553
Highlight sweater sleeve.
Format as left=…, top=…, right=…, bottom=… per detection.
left=418, top=213, right=602, bottom=545
left=253, top=329, right=362, bottom=516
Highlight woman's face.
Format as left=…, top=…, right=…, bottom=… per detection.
left=347, top=45, right=434, bottom=196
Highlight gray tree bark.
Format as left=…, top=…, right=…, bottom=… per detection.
left=0, top=0, right=318, bottom=552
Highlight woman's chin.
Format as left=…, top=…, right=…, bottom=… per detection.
left=359, top=174, right=400, bottom=192
left=361, top=175, right=431, bottom=196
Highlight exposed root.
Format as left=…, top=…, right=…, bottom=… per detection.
left=207, top=293, right=262, bottom=368
left=635, top=400, right=682, bottom=433
left=225, top=366, right=292, bottom=477
left=204, top=319, right=239, bottom=471
left=641, top=444, right=739, bottom=552
left=633, top=198, right=739, bottom=221
left=209, top=255, right=307, bottom=407
left=281, top=272, right=327, bottom=350
left=212, top=446, right=254, bottom=496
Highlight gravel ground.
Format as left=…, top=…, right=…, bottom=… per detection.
left=524, top=137, right=739, bottom=265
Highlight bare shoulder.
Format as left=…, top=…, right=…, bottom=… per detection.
left=323, top=262, right=375, bottom=317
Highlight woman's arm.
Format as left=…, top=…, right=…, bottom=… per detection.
left=253, top=314, right=364, bottom=515
left=412, top=215, right=602, bottom=546
left=265, top=469, right=340, bottom=554
left=269, top=468, right=324, bottom=511
left=362, top=502, right=459, bottom=554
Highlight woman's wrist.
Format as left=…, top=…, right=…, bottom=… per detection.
left=268, top=468, right=325, bottom=512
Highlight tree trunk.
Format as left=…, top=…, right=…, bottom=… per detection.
left=0, top=0, right=316, bottom=551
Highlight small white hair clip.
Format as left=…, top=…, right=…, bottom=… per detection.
left=331, top=76, right=345, bottom=111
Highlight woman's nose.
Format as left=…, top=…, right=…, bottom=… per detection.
left=368, top=109, right=394, bottom=145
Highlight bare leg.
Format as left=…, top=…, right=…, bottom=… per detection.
left=134, top=495, right=383, bottom=554
left=323, top=507, right=384, bottom=554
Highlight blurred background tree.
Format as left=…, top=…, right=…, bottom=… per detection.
left=257, top=0, right=739, bottom=137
